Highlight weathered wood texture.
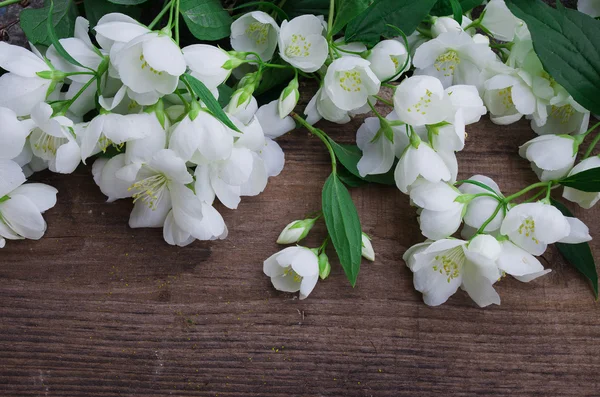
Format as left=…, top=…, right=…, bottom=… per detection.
left=1, top=2, right=599, bottom=396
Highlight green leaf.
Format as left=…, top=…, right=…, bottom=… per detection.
left=449, top=0, right=463, bottom=25
left=180, top=0, right=232, bottom=41
left=345, top=0, right=438, bottom=46
left=46, top=0, right=86, bottom=69
left=331, top=0, right=371, bottom=36
left=327, top=138, right=396, bottom=185
left=182, top=74, right=240, bottom=132
left=20, top=0, right=78, bottom=46
left=559, top=167, right=600, bottom=192
left=217, top=84, right=234, bottom=108
left=83, top=0, right=142, bottom=28
left=254, top=64, right=294, bottom=98
left=337, top=166, right=367, bottom=188
left=551, top=198, right=599, bottom=299
left=322, top=173, right=363, bottom=286
left=430, top=0, right=483, bottom=16
left=233, top=1, right=289, bottom=20
left=107, top=0, right=147, bottom=4
left=283, top=0, right=329, bottom=18
left=506, top=0, right=600, bottom=115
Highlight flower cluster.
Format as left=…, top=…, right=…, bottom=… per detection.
left=2, top=0, right=599, bottom=307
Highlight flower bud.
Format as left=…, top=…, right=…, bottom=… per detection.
left=36, top=70, right=66, bottom=82
left=278, top=77, right=300, bottom=118
left=227, top=87, right=254, bottom=115
left=222, top=56, right=246, bottom=71
left=276, top=218, right=317, bottom=244
left=361, top=233, right=375, bottom=261
left=318, top=251, right=331, bottom=280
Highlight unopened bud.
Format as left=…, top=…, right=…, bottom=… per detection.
left=318, top=252, right=331, bottom=280
left=361, top=232, right=375, bottom=261
left=278, top=77, right=299, bottom=118
left=276, top=218, right=316, bottom=244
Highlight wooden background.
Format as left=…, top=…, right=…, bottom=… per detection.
left=2, top=1, right=600, bottom=396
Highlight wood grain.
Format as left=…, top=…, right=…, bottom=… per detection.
left=2, top=2, right=600, bottom=395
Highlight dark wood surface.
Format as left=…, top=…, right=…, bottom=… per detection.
left=2, top=2, right=600, bottom=396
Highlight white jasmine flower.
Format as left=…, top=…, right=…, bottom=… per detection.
left=324, top=57, right=381, bottom=111
left=0, top=42, right=54, bottom=116
left=356, top=113, right=409, bottom=177
left=111, top=32, right=186, bottom=103
left=393, top=75, right=453, bottom=127
left=500, top=202, right=571, bottom=256
left=182, top=44, right=232, bottom=90
left=230, top=11, right=279, bottom=62
left=410, top=181, right=465, bottom=239
left=519, top=135, right=577, bottom=182
left=480, top=0, right=524, bottom=42
left=79, top=113, right=155, bottom=162
left=0, top=160, right=57, bottom=245
left=259, top=138, right=285, bottom=178
left=366, top=40, right=410, bottom=82
left=413, top=31, right=496, bottom=89
left=578, top=0, right=600, bottom=17
left=497, top=240, right=551, bottom=282
left=404, top=235, right=502, bottom=307
left=394, top=140, right=452, bottom=194
left=361, top=233, right=375, bottom=261
left=0, top=107, right=31, bottom=160
left=445, top=84, right=487, bottom=125
left=255, top=100, right=296, bottom=138
left=563, top=156, right=600, bottom=209
left=28, top=103, right=81, bottom=174
left=459, top=175, right=505, bottom=234
left=263, top=246, right=319, bottom=300
left=169, top=110, right=234, bottom=162
left=532, top=91, right=591, bottom=136
left=277, top=218, right=316, bottom=244
left=163, top=202, right=227, bottom=247
left=278, top=15, right=328, bottom=73
left=127, top=149, right=203, bottom=233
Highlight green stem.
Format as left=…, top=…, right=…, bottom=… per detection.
left=292, top=112, right=337, bottom=174
left=583, top=131, right=600, bottom=159
left=318, top=236, right=330, bottom=253
left=503, top=181, right=551, bottom=203
left=522, top=189, right=546, bottom=203
left=367, top=99, right=385, bottom=121
left=59, top=75, right=97, bottom=115
left=374, top=95, right=393, bottom=107
left=331, top=43, right=364, bottom=56
left=148, top=0, right=173, bottom=30
left=166, top=0, right=175, bottom=31
left=64, top=71, right=96, bottom=77
left=0, top=0, right=21, bottom=8
left=415, top=26, right=432, bottom=38
left=455, top=179, right=499, bottom=195
left=475, top=202, right=504, bottom=235
left=382, top=82, right=396, bottom=89
left=326, top=0, right=335, bottom=40
left=174, top=0, right=180, bottom=44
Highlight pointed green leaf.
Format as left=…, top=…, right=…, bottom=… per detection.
left=559, top=167, right=600, bottom=192
left=20, top=0, right=78, bottom=47
left=551, top=198, right=598, bottom=299
left=182, top=74, right=240, bottom=132
left=180, top=0, right=232, bottom=41
left=506, top=0, right=600, bottom=115
left=322, top=173, right=363, bottom=286
left=430, top=0, right=483, bottom=17
left=331, top=0, right=371, bottom=36
left=345, top=0, right=438, bottom=46
left=45, top=0, right=86, bottom=69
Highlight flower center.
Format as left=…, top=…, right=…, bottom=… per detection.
left=433, top=246, right=464, bottom=283
left=130, top=173, right=168, bottom=210
left=139, top=54, right=163, bottom=76
left=285, top=34, right=311, bottom=57
left=434, top=50, right=460, bottom=77
left=246, top=22, right=269, bottom=45
left=433, top=246, right=465, bottom=282
left=551, top=104, right=575, bottom=124
left=32, top=130, right=67, bottom=157
left=517, top=218, right=539, bottom=244
left=497, top=87, right=514, bottom=109
left=283, top=266, right=302, bottom=283
left=338, top=70, right=362, bottom=92
left=406, top=89, right=433, bottom=115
